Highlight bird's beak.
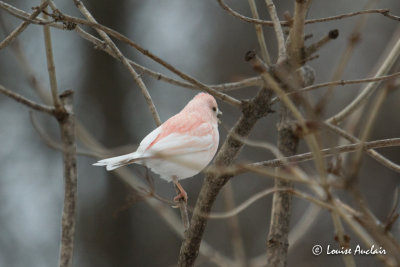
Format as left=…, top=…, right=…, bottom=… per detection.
left=217, top=109, right=222, bottom=124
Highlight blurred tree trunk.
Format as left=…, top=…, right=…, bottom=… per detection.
left=77, top=1, right=137, bottom=266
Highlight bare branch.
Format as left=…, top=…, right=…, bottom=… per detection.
left=286, top=0, right=311, bottom=66
left=264, top=0, right=286, bottom=61
left=250, top=137, right=400, bottom=169
left=74, top=26, right=262, bottom=93
left=215, top=1, right=395, bottom=26
left=0, top=3, right=261, bottom=95
left=323, top=120, right=400, bottom=174
left=330, top=211, right=356, bottom=267
left=0, top=84, right=55, bottom=115
left=42, top=1, right=61, bottom=108
left=305, top=29, right=339, bottom=57
left=250, top=204, right=322, bottom=266
left=327, top=33, right=400, bottom=124
left=46, top=6, right=242, bottom=108
left=347, top=84, right=390, bottom=185
left=57, top=90, right=77, bottom=267
left=0, top=1, right=49, bottom=50
left=222, top=183, right=247, bottom=265
left=246, top=52, right=327, bottom=183
left=316, top=0, right=377, bottom=115
left=248, top=0, right=271, bottom=65
left=295, top=71, right=400, bottom=95
left=270, top=71, right=400, bottom=105
left=383, top=11, right=400, bottom=21
left=30, top=112, right=100, bottom=158
left=208, top=188, right=333, bottom=219
left=70, top=0, right=162, bottom=126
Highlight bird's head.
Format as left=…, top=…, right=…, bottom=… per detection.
left=185, top=93, right=222, bottom=124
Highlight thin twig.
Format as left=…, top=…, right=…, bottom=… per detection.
left=330, top=212, right=356, bottom=267
left=383, top=12, right=400, bottom=21
left=74, top=26, right=261, bottom=93
left=75, top=25, right=262, bottom=92
left=215, top=1, right=395, bottom=26
left=248, top=0, right=271, bottom=65
left=70, top=0, right=162, bottom=126
left=264, top=0, right=286, bottom=61
left=246, top=52, right=327, bottom=184
left=42, top=0, right=60, bottom=108
left=208, top=188, right=333, bottom=219
left=288, top=204, right=321, bottom=249
left=46, top=6, right=242, bottom=107
left=305, top=29, right=339, bottom=57
left=0, top=84, right=55, bottom=115
left=270, top=71, right=400, bottom=105
left=249, top=137, right=400, bottom=169
left=316, top=0, right=376, bottom=115
left=296, top=72, right=400, bottom=95
left=222, top=182, right=247, bottom=265
left=327, top=32, right=400, bottom=124
left=0, top=3, right=261, bottom=94
left=323, top=121, right=400, bottom=173
left=30, top=111, right=100, bottom=158
left=286, top=0, right=310, bottom=66
left=348, top=84, right=390, bottom=184
left=0, top=1, right=49, bottom=50
left=335, top=199, right=399, bottom=266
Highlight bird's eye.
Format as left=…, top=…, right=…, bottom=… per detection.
left=212, top=107, right=217, bottom=112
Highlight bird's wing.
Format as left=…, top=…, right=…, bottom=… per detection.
left=136, top=126, right=162, bottom=155
left=145, top=122, right=214, bottom=157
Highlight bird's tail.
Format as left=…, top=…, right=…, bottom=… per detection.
left=93, top=152, right=139, bottom=171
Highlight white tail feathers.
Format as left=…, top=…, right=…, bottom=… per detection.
left=93, top=152, right=139, bottom=171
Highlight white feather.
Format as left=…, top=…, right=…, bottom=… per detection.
left=93, top=127, right=162, bottom=171
left=92, top=152, right=139, bottom=171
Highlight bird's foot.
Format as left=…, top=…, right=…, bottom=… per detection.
left=173, top=190, right=188, bottom=203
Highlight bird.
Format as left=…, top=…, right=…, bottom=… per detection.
left=93, top=92, right=222, bottom=202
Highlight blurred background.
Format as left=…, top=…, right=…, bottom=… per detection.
left=0, top=0, right=399, bottom=266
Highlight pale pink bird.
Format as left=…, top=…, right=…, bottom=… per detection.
left=93, top=93, right=221, bottom=202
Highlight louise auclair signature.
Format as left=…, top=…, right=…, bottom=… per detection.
left=326, top=244, right=386, bottom=255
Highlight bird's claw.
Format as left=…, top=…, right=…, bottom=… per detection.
left=173, top=191, right=188, bottom=203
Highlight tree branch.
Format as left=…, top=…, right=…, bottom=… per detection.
left=47, top=5, right=242, bottom=108
left=0, top=2, right=261, bottom=95
left=57, top=90, right=77, bottom=267
left=70, top=0, right=162, bottom=126
left=248, top=0, right=271, bottom=65
left=0, top=84, right=55, bottom=115
left=248, top=137, right=400, bottom=170
left=42, top=0, right=61, bottom=108
left=215, top=1, right=396, bottom=26
left=0, top=1, right=49, bottom=50
left=286, top=0, right=311, bottom=66
left=222, top=182, right=247, bottom=265
left=264, top=0, right=286, bottom=61
left=295, top=71, right=400, bottom=95
left=327, top=32, right=400, bottom=124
